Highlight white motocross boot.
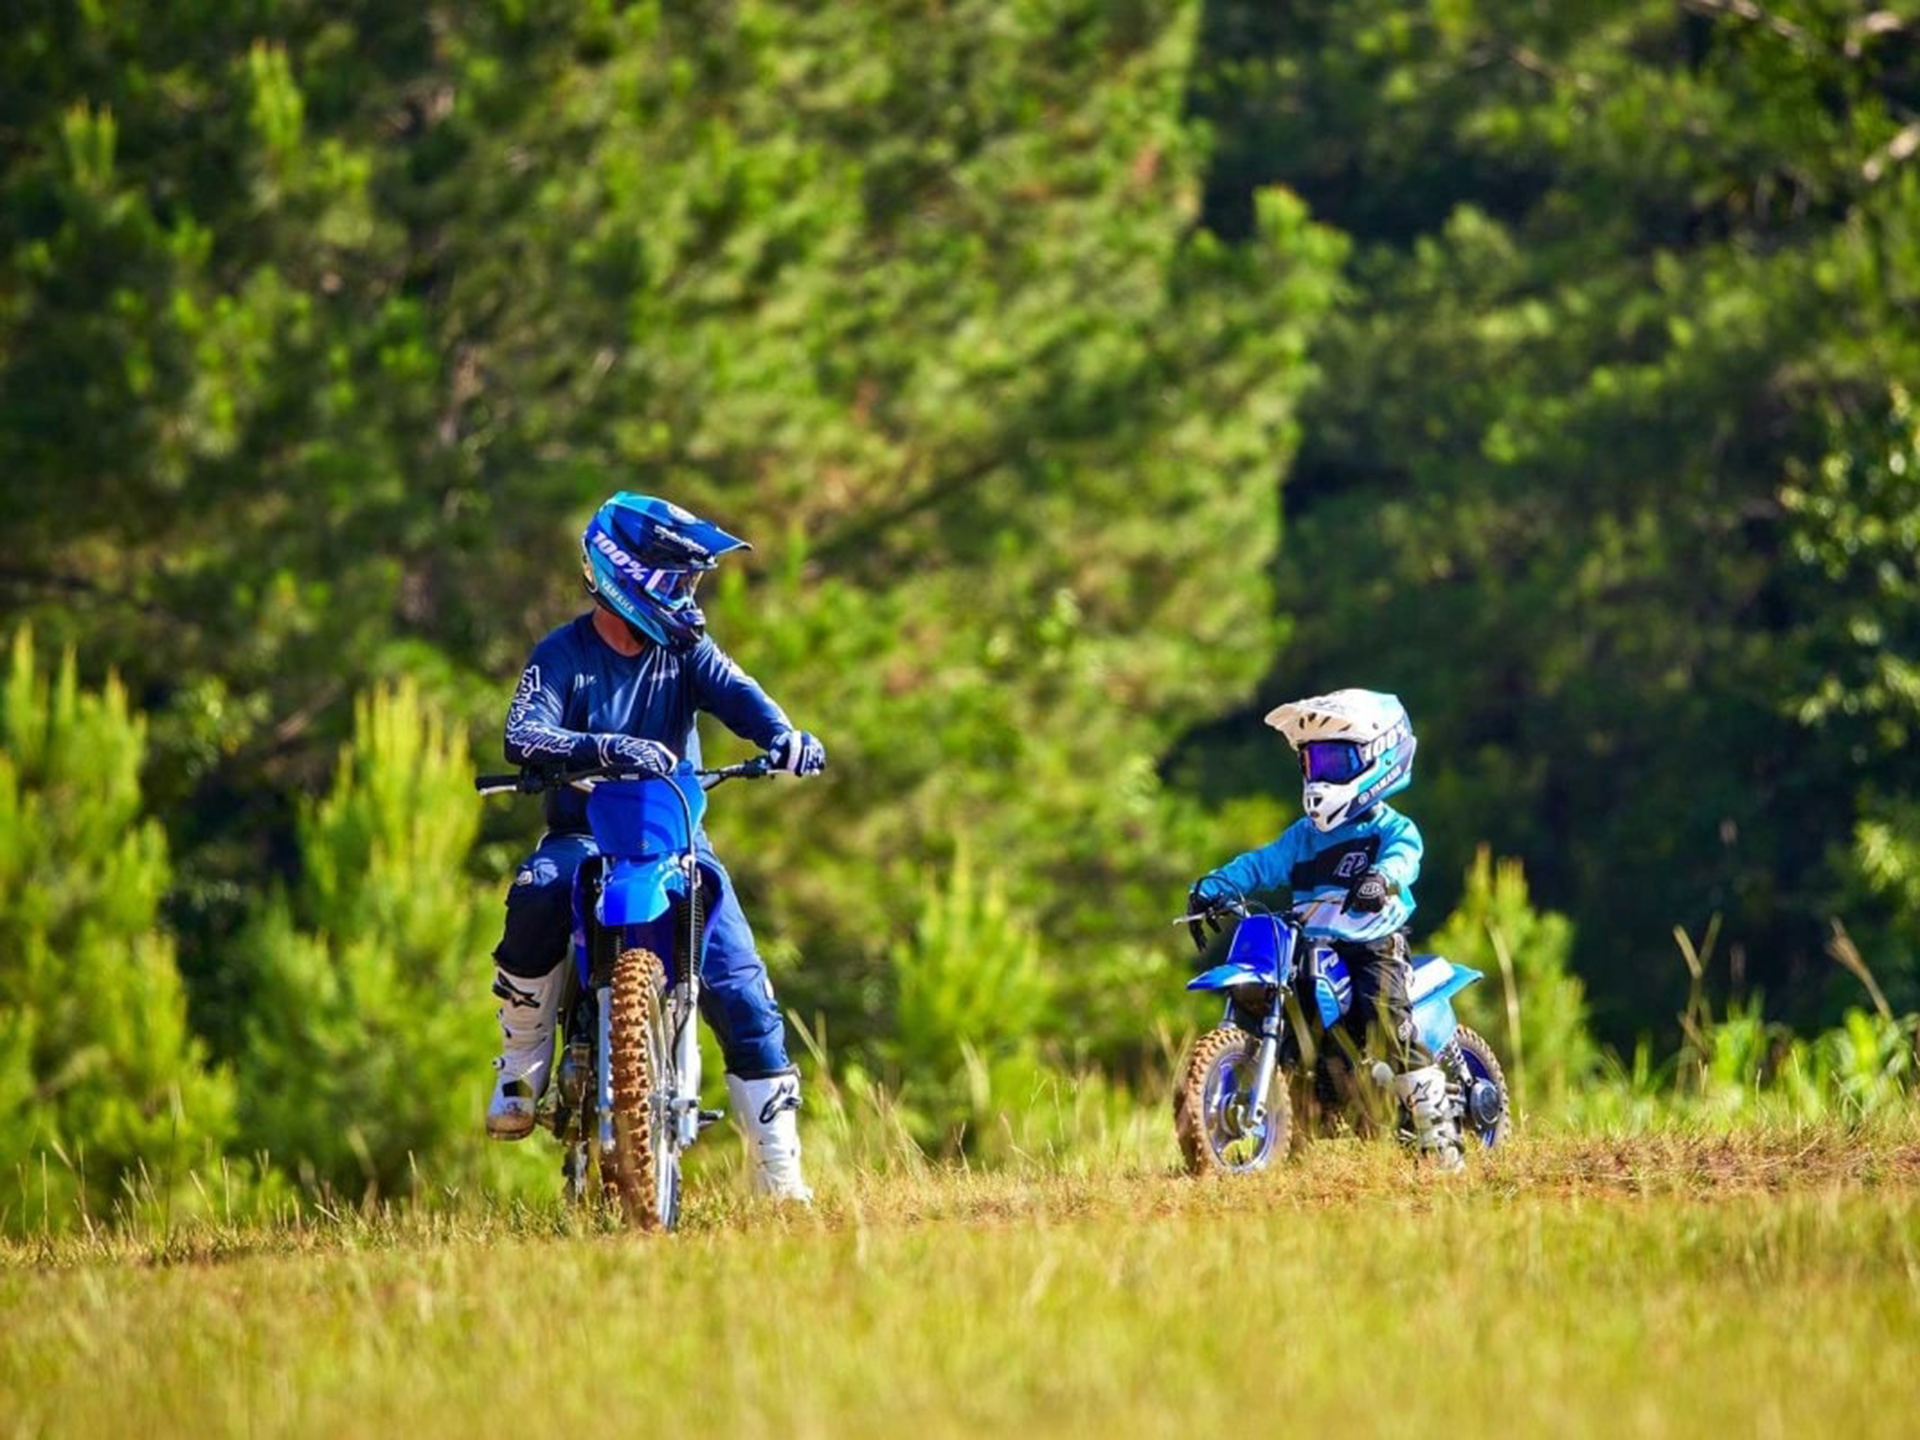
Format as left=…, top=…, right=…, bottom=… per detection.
left=486, top=963, right=565, bottom=1140
left=726, top=1071, right=814, bottom=1203
left=1395, top=1064, right=1465, bottom=1172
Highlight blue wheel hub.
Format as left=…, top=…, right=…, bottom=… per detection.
left=1467, top=1078, right=1503, bottom=1130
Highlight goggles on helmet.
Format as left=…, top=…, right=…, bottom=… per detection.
left=1300, top=740, right=1367, bottom=784
left=638, top=567, right=703, bottom=608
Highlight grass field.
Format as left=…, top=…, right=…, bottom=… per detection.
left=4, top=1123, right=1919, bottom=1439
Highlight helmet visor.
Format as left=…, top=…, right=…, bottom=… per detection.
left=1300, top=740, right=1366, bottom=784
left=639, top=567, right=703, bottom=608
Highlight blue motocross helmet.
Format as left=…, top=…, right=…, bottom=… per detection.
left=580, top=493, right=749, bottom=652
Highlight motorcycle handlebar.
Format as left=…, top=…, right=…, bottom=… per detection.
left=1176, top=895, right=1254, bottom=955
left=1171, top=899, right=1252, bottom=926
left=473, top=754, right=777, bottom=796
left=699, top=756, right=775, bottom=785
left=474, top=772, right=546, bottom=795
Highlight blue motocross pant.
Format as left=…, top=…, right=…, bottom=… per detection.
left=492, top=831, right=793, bottom=1078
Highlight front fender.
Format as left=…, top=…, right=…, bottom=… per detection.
left=1187, top=963, right=1274, bottom=993
left=597, top=856, right=682, bottom=927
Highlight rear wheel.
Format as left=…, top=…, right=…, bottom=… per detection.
left=602, top=947, right=682, bottom=1230
left=1450, top=1027, right=1512, bottom=1149
left=1175, top=1025, right=1289, bottom=1175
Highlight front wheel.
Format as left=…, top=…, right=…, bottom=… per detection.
left=602, top=947, right=682, bottom=1230
left=1449, top=1027, right=1512, bottom=1149
left=1175, top=1025, right=1290, bottom=1176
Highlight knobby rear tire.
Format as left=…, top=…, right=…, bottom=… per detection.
left=1451, top=1025, right=1513, bottom=1148
left=1175, top=1024, right=1291, bottom=1176
left=602, top=947, right=676, bottom=1230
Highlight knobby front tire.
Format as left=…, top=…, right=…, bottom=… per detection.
left=1175, top=1024, right=1290, bottom=1176
left=602, top=947, right=680, bottom=1230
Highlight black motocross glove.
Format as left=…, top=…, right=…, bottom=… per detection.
left=1187, top=878, right=1229, bottom=953
left=1345, top=869, right=1393, bottom=915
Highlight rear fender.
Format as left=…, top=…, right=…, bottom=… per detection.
left=1409, top=956, right=1482, bottom=1057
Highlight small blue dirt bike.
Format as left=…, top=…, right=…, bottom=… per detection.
left=1172, top=891, right=1511, bottom=1174
left=476, top=754, right=772, bottom=1230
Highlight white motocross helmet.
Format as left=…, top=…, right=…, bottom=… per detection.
left=1264, top=689, right=1417, bottom=833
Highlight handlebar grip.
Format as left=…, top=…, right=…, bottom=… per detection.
left=697, top=755, right=777, bottom=781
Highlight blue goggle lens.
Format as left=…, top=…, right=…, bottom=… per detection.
left=639, top=568, right=702, bottom=606
left=1301, top=741, right=1366, bottom=783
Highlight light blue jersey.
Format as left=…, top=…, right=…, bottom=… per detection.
left=1203, top=803, right=1423, bottom=941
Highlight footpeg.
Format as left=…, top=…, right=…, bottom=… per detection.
left=697, top=1107, right=727, bottom=1131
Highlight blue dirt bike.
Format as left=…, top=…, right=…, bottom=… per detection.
left=1172, top=890, right=1511, bottom=1174
left=476, top=754, right=773, bottom=1230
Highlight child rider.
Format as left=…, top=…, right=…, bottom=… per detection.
left=1187, top=688, right=1462, bottom=1168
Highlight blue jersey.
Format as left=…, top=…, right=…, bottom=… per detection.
left=1206, top=803, right=1424, bottom=922
left=504, top=614, right=791, bottom=834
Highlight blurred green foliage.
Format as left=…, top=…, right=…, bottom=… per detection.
left=1, top=1, right=1918, bottom=1214
left=1182, top=0, right=1920, bottom=1035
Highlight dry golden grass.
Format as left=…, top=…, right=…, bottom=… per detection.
left=3, top=1121, right=1919, bottom=1438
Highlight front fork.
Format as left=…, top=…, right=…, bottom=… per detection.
left=671, top=975, right=702, bottom=1147
left=1237, top=990, right=1287, bottom=1129
left=594, top=973, right=705, bottom=1159
left=671, top=853, right=706, bottom=1148
left=592, top=974, right=703, bottom=1158
left=595, top=986, right=615, bottom=1163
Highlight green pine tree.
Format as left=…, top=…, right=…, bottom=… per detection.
left=236, top=679, right=536, bottom=1200
left=1428, top=846, right=1596, bottom=1116
left=0, top=629, right=236, bottom=1233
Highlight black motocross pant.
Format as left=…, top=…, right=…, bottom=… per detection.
left=1331, top=930, right=1430, bottom=1073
